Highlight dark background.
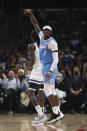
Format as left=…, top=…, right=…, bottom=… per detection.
left=0, top=0, right=87, bottom=51
left=2, top=0, right=87, bottom=11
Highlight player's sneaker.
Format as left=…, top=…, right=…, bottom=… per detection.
left=32, top=114, right=47, bottom=124
left=8, top=110, right=14, bottom=115
left=46, top=111, right=64, bottom=124
left=57, top=111, right=64, bottom=120
left=35, top=113, right=47, bottom=121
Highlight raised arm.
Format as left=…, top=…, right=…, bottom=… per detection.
left=24, top=9, right=41, bottom=35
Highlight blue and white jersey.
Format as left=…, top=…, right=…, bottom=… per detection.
left=39, top=38, right=55, bottom=64
left=39, top=31, right=58, bottom=72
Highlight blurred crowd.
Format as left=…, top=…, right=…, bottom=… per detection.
left=0, top=8, right=87, bottom=115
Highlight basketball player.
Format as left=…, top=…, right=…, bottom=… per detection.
left=26, top=30, right=47, bottom=124
left=24, top=9, right=64, bottom=124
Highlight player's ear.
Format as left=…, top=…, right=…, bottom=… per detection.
left=50, top=31, right=52, bottom=36
left=33, top=45, right=36, bottom=51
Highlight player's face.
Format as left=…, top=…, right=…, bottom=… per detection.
left=43, top=29, right=51, bottom=39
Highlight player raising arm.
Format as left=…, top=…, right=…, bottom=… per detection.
left=24, top=9, right=64, bottom=124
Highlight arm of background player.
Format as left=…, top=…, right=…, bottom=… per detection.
left=27, top=44, right=36, bottom=70
left=24, top=9, right=41, bottom=35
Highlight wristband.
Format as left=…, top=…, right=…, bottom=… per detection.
left=49, top=70, right=52, bottom=74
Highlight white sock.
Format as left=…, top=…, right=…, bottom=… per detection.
left=52, top=107, right=58, bottom=114
left=56, top=106, right=60, bottom=112
left=35, top=105, right=43, bottom=116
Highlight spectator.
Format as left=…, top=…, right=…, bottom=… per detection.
left=80, top=63, right=87, bottom=113
left=55, top=72, right=67, bottom=105
left=19, top=69, right=31, bottom=113
left=18, top=54, right=27, bottom=69
left=18, top=69, right=25, bottom=82
left=67, top=66, right=85, bottom=113
left=1, top=70, right=20, bottom=114
left=62, top=48, right=73, bottom=71
left=20, top=69, right=30, bottom=91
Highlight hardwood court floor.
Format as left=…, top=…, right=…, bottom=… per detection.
left=0, top=114, right=87, bottom=131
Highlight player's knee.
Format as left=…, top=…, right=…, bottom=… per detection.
left=28, top=90, right=38, bottom=106
left=52, top=89, right=57, bottom=96
left=50, top=84, right=57, bottom=96
left=28, top=89, right=35, bottom=99
left=44, top=85, right=53, bottom=97
left=38, top=89, right=44, bottom=96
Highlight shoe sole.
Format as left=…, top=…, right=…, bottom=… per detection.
left=32, top=118, right=47, bottom=124
left=35, top=116, right=47, bottom=121
left=32, top=123, right=44, bottom=126
left=46, top=114, right=64, bottom=124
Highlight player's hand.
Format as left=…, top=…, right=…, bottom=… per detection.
left=2, top=73, right=6, bottom=79
left=45, top=72, right=51, bottom=79
left=24, top=9, right=31, bottom=15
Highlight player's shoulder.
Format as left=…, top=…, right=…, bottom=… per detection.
left=49, top=37, right=57, bottom=45
left=52, top=37, right=57, bottom=42
left=28, top=43, right=36, bottom=51
left=48, top=37, right=58, bottom=50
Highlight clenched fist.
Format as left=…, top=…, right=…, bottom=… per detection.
left=24, top=9, right=32, bottom=15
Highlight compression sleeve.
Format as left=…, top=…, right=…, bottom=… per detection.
left=38, top=31, right=44, bottom=40
left=48, top=40, right=58, bottom=72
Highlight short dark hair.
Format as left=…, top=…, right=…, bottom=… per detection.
left=30, top=30, right=39, bottom=42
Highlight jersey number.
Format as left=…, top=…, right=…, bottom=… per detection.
left=44, top=50, right=46, bottom=56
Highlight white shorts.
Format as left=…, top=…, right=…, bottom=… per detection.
left=30, top=66, right=43, bottom=82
